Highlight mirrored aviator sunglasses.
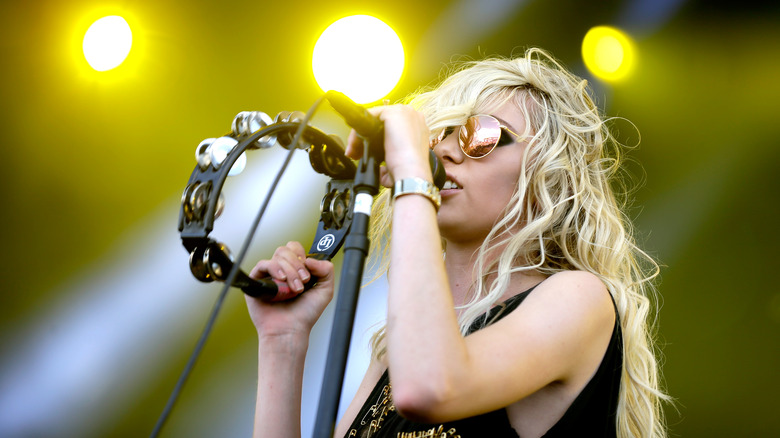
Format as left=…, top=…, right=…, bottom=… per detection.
left=430, top=114, right=521, bottom=159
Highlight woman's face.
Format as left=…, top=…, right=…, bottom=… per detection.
left=434, top=100, right=530, bottom=247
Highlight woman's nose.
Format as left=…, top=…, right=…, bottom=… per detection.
left=433, top=131, right=464, bottom=164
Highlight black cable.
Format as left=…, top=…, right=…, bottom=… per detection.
left=150, top=95, right=327, bottom=437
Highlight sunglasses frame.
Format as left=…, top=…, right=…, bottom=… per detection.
left=430, top=114, right=522, bottom=159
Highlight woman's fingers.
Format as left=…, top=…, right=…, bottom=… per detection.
left=345, top=105, right=432, bottom=186
left=272, top=242, right=310, bottom=293
left=345, top=129, right=363, bottom=160
left=249, top=242, right=312, bottom=294
left=304, top=257, right=333, bottom=283
left=379, top=166, right=393, bottom=188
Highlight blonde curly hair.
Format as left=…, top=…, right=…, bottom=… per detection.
left=366, top=47, right=668, bottom=437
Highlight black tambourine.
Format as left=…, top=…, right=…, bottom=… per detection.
left=177, top=110, right=357, bottom=301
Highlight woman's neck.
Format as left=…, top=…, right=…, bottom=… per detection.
left=442, top=244, right=477, bottom=308
left=443, top=239, right=547, bottom=309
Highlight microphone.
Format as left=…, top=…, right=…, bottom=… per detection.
left=325, top=90, right=383, bottom=139
left=325, top=90, right=446, bottom=190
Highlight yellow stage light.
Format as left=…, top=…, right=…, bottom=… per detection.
left=582, top=26, right=636, bottom=82
left=83, top=16, right=132, bottom=71
left=312, top=15, right=404, bottom=104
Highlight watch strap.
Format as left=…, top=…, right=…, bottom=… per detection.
left=392, top=177, right=441, bottom=211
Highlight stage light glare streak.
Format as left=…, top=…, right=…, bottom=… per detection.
left=312, top=15, right=404, bottom=104
left=0, top=150, right=329, bottom=437
left=83, top=16, right=133, bottom=71
left=414, top=0, right=528, bottom=76
left=617, top=0, right=688, bottom=36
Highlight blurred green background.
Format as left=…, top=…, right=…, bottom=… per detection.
left=1, top=0, right=779, bottom=436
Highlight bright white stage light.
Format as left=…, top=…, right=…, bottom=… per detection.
left=313, top=15, right=405, bottom=104
left=83, top=16, right=133, bottom=71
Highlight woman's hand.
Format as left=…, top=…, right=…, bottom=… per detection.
left=244, top=241, right=335, bottom=340
left=345, top=105, right=433, bottom=187
left=247, top=242, right=333, bottom=438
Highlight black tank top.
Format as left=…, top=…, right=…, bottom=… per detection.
left=344, top=286, right=623, bottom=437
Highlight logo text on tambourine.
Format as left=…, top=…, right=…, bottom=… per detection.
left=317, top=234, right=336, bottom=251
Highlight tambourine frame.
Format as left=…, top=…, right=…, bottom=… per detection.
left=177, top=120, right=357, bottom=295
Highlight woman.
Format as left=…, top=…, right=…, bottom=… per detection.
left=245, top=48, right=668, bottom=437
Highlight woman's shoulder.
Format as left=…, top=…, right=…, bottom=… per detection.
left=532, top=270, right=610, bottom=304
left=491, top=271, right=610, bottom=322
left=500, top=270, right=614, bottom=335
left=542, top=269, right=605, bottom=287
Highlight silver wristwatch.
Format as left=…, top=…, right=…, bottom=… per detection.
left=392, top=177, right=441, bottom=211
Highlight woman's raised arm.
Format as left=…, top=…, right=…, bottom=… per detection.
left=245, top=241, right=335, bottom=438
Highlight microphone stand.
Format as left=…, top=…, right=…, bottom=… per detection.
left=312, top=137, right=381, bottom=438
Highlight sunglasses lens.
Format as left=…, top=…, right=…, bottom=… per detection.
left=430, top=128, right=445, bottom=149
left=459, top=115, right=502, bottom=158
